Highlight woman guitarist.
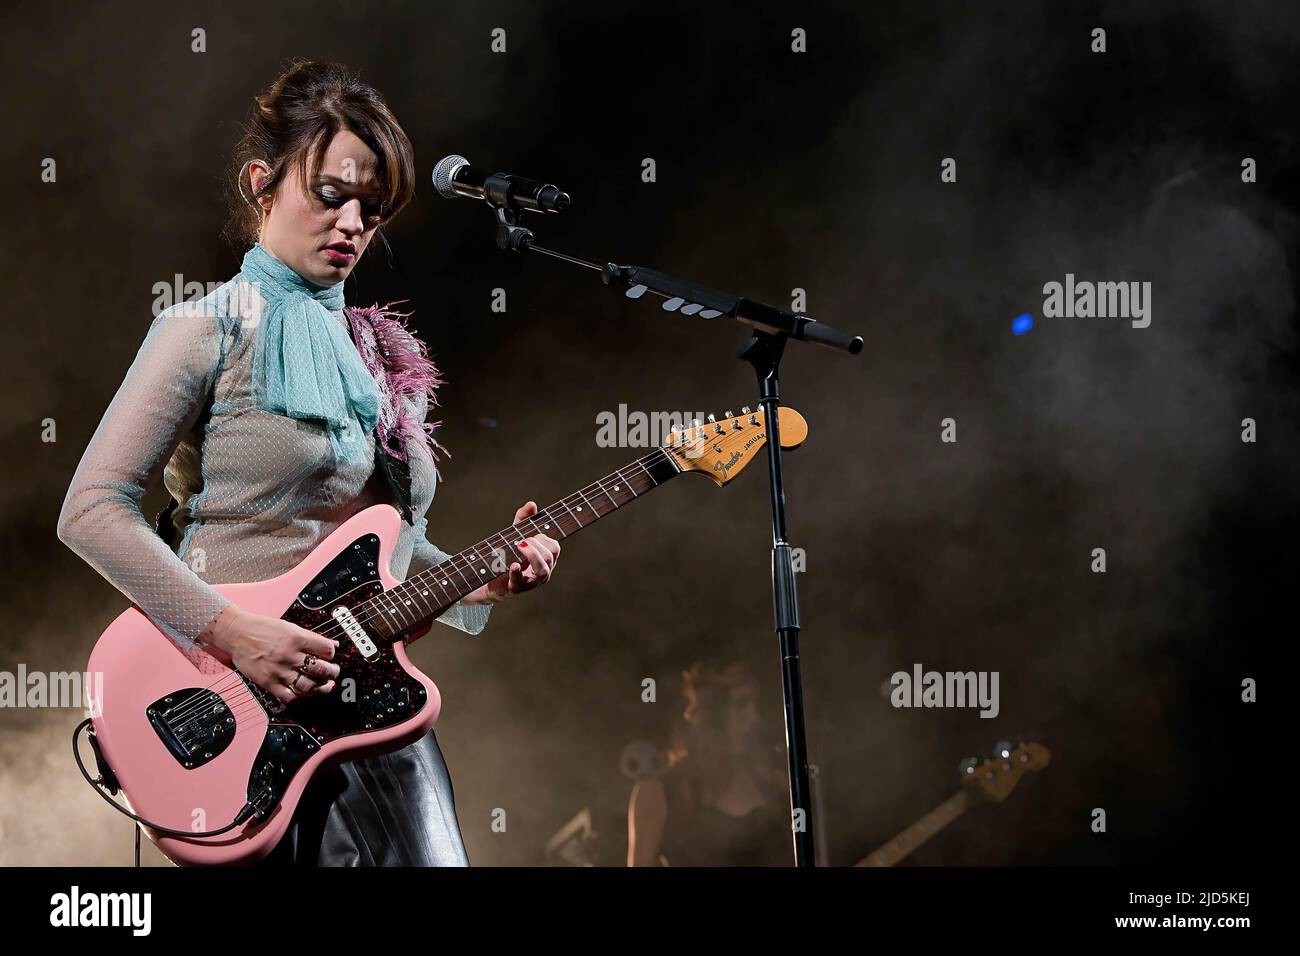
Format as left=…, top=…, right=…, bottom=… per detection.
left=57, top=59, right=559, bottom=866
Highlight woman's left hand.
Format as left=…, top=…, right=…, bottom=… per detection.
left=468, top=501, right=560, bottom=604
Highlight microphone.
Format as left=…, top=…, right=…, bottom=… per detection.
left=432, top=154, right=571, bottom=213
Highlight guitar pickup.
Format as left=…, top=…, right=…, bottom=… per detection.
left=331, top=605, right=379, bottom=661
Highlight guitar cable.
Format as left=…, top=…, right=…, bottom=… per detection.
left=72, top=718, right=260, bottom=867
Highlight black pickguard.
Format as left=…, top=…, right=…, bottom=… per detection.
left=149, top=532, right=430, bottom=819
left=248, top=532, right=430, bottom=814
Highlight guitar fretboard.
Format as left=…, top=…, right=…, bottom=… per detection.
left=857, top=790, right=972, bottom=867
left=359, top=446, right=682, bottom=641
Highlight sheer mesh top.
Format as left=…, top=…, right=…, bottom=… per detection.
left=57, top=274, right=490, bottom=654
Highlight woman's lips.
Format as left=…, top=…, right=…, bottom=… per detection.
left=324, top=247, right=355, bottom=264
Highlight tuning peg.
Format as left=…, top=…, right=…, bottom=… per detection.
left=741, top=406, right=751, bottom=414
left=691, top=419, right=702, bottom=428
left=993, top=740, right=1012, bottom=759
left=958, top=756, right=979, bottom=776
left=724, top=410, right=733, bottom=418
left=706, top=413, right=716, bottom=423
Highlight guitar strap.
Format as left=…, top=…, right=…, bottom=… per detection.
left=153, top=309, right=416, bottom=546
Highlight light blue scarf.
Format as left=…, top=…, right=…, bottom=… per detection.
left=240, top=242, right=381, bottom=468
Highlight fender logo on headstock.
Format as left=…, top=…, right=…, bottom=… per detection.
left=714, top=450, right=744, bottom=475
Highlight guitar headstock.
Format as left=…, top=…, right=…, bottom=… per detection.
left=663, top=406, right=808, bottom=486
left=959, top=741, right=1051, bottom=804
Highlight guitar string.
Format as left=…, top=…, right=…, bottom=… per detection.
left=163, top=446, right=681, bottom=736
left=165, top=420, right=762, bottom=740
left=166, top=447, right=686, bottom=747
left=163, top=438, right=702, bottom=738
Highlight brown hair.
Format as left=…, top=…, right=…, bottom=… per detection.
left=222, top=59, right=416, bottom=249
left=665, top=659, right=782, bottom=810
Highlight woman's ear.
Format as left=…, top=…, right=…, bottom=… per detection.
left=249, top=160, right=272, bottom=209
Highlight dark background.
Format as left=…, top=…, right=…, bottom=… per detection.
left=1, top=0, right=1293, bottom=865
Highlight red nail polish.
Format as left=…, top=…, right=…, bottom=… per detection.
left=519, top=541, right=528, bottom=548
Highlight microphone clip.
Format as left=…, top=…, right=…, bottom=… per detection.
left=494, top=205, right=535, bottom=253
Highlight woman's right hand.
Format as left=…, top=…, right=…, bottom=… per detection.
left=198, top=604, right=341, bottom=705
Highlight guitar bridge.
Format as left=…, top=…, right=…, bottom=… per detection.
left=146, top=689, right=237, bottom=769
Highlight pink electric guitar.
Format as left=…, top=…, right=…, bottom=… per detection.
left=85, top=407, right=807, bottom=866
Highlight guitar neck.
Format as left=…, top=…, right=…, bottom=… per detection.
left=362, top=446, right=683, bottom=641
left=856, top=789, right=973, bottom=867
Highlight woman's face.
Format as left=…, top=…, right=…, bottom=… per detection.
left=250, top=129, right=386, bottom=287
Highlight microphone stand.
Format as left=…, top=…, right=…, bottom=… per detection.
left=488, top=202, right=862, bottom=866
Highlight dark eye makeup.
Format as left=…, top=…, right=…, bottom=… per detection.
left=315, top=186, right=384, bottom=220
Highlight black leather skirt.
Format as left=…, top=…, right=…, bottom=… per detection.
left=256, top=728, right=470, bottom=867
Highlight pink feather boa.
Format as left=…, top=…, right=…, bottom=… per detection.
left=344, top=301, right=448, bottom=477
